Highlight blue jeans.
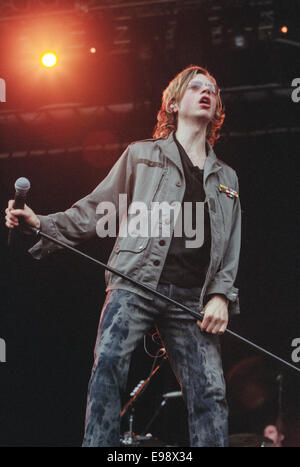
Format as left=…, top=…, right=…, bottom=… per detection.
left=82, top=283, right=228, bottom=447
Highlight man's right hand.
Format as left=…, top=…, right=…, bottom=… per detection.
left=5, top=200, right=40, bottom=230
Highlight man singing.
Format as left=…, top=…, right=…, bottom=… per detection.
left=5, top=65, right=242, bottom=447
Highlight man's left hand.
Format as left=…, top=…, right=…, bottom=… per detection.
left=197, top=294, right=229, bottom=335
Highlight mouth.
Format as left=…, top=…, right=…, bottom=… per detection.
left=199, top=96, right=211, bottom=108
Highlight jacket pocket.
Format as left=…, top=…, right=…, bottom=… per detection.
left=114, top=235, right=150, bottom=254
left=133, top=160, right=167, bottom=206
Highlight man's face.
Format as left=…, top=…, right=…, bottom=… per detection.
left=264, top=425, right=281, bottom=446
left=175, top=75, right=218, bottom=123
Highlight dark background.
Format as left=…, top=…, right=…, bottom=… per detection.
left=0, top=0, right=299, bottom=447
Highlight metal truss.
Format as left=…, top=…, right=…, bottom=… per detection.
left=1, top=125, right=299, bottom=160
left=0, top=0, right=204, bottom=22
left=0, top=1, right=205, bottom=60
left=0, top=82, right=293, bottom=125
left=0, top=82, right=298, bottom=159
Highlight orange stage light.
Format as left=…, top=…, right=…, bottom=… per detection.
left=280, top=25, right=288, bottom=34
left=41, top=52, right=57, bottom=68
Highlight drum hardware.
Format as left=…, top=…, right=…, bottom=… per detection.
left=120, top=359, right=184, bottom=446
left=229, top=433, right=274, bottom=447
left=120, top=357, right=167, bottom=446
left=140, top=391, right=183, bottom=436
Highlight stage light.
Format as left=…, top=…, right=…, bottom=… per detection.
left=41, top=52, right=57, bottom=68
left=280, top=25, right=288, bottom=34
left=90, top=47, right=96, bottom=54
left=234, top=35, right=246, bottom=48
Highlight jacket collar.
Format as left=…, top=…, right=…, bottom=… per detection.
left=156, top=131, right=222, bottom=185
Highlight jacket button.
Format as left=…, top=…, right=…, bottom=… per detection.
left=176, top=181, right=181, bottom=187
left=153, top=260, right=160, bottom=266
left=115, top=246, right=120, bottom=252
left=159, top=239, right=166, bottom=246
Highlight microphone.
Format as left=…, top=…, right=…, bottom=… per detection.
left=8, top=177, right=31, bottom=247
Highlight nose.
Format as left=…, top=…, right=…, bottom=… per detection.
left=201, top=84, right=211, bottom=94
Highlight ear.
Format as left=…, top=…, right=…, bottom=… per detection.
left=168, top=100, right=178, bottom=113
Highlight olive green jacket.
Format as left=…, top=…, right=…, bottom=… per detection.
left=29, top=132, right=242, bottom=314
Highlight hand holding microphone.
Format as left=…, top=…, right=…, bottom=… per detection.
left=6, top=202, right=40, bottom=229
left=5, top=178, right=40, bottom=244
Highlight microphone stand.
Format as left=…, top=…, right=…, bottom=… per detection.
left=22, top=225, right=300, bottom=375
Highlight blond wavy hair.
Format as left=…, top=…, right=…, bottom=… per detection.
left=153, top=65, right=225, bottom=147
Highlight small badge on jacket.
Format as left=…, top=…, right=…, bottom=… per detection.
left=219, top=184, right=239, bottom=199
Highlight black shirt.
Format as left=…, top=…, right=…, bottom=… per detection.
left=159, top=135, right=211, bottom=288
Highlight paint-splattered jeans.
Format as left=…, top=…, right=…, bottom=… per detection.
left=82, top=282, right=228, bottom=447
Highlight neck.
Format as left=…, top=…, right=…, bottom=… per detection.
left=175, top=119, right=208, bottom=160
